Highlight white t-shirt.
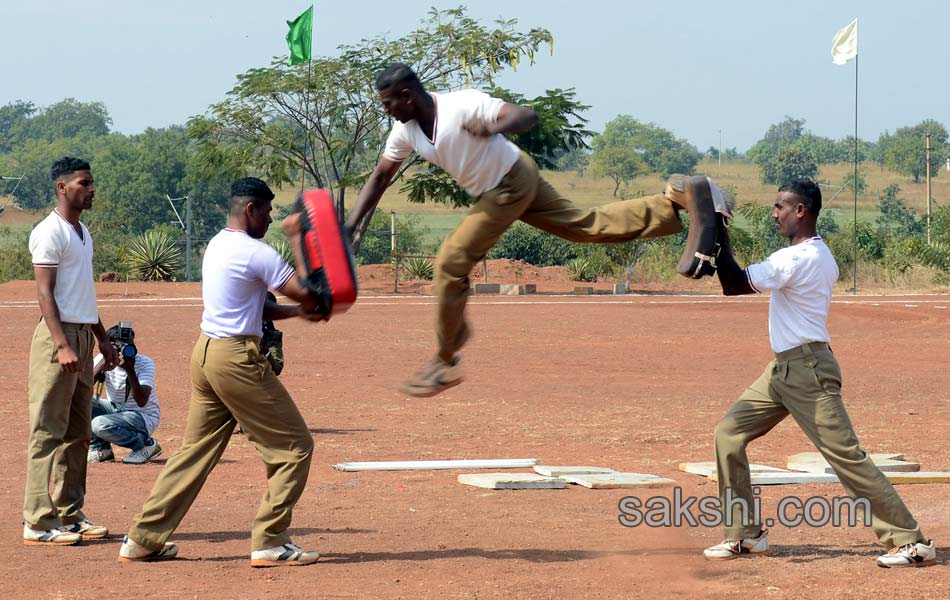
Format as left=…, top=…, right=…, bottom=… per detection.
left=746, top=237, right=840, bottom=353
left=200, top=228, right=295, bottom=338
left=28, top=210, right=98, bottom=324
left=382, top=89, right=521, bottom=197
left=94, top=353, right=161, bottom=436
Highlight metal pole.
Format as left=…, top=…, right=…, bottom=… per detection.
left=926, top=133, right=932, bottom=245
left=718, top=129, right=722, bottom=169
left=391, top=210, right=398, bottom=292
left=185, top=195, right=193, bottom=282
left=851, top=55, right=858, bottom=295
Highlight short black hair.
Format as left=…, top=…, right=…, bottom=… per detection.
left=229, top=177, right=274, bottom=215
left=778, top=179, right=822, bottom=216
left=375, top=63, right=423, bottom=92
left=50, top=157, right=91, bottom=182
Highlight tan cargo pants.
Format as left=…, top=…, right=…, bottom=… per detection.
left=433, top=151, right=683, bottom=361
left=127, top=334, right=314, bottom=552
left=23, top=319, right=95, bottom=529
left=714, top=342, right=924, bottom=548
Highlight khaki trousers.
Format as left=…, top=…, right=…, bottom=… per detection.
left=714, top=342, right=923, bottom=548
left=433, top=152, right=683, bottom=361
left=23, top=319, right=95, bottom=529
left=128, top=334, right=313, bottom=552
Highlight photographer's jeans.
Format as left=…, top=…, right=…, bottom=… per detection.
left=91, top=397, right=150, bottom=451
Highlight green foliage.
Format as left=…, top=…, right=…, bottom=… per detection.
left=759, top=145, right=818, bottom=186
left=488, top=221, right=578, bottom=266
left=876, top=119, right=948, bottom=183
left=356, top=211, right=429, bottom=265
left=490, top=87, right=593, bottom=170
left=876, top=185, right=923, bottom=237
left=747, top=116, right=805, bottom=166
left=401, top=257, right=434, bottom=280
left=267, top=237, right=296, bottom=267
left=842, top=168, right=867, bottom=195
left=0, top=100, right=37, bottom=152
left=591, top=115, right=700, bottom=180
left=400, top=164, right=472, bottom=208
left=126, top=229, right=182, bottom=281
left=0, top=233, right=34, bottom=282
left=6, top=98, right=110, bottom=148
left=734, top=203, right=786, bottom=261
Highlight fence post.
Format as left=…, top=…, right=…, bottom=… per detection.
left=391, top=210, right=398, bottom=293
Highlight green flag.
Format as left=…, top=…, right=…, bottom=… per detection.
left=286, top=5, right=313, bottom=65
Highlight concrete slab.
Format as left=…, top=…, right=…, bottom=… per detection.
left=533, top=465, right=616, bottom=477
left=786, top=451, right=903, bottom=464
left=473, top=283, right=501, bottom=294
left=498, top=284, right=536, bottom=295
left=678, top=462, right=789, bottom=478
left=613, top=283, right=627, bottom=294
left=572, top=286, right=593, bottom=295
left=787, top=457, right=920, bottom=474
left=884, top=472, right=950, bottom=484
left=708, top=471, right=841, bottom=485
left=561, top=472, right=675, bottom=489
left=458, top=473, right=566, bottom=490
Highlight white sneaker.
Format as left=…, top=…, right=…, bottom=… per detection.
left=704, top=529, right=769, bottom=560
left=399, top=355, right=463, bottom=397
left=63, top=519, right=109, bottom=539
left=117, top=535, right=179, bottom=562
left=23, top=524, right=81, bottom=546
left=88, top=447, right=115, bottom=463
left=250, top=542, right=319, bottom=568
left=122, top=440, right=162, bottom=464
left=876, top=540, right=937, bottom=568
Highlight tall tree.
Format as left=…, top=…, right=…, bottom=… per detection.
left=590, top=115, right=700, bottom=186
left=876, top=119, right=948, bottom=183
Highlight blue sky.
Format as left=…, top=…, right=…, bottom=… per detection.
left=2, top=1, right=947, bottom=152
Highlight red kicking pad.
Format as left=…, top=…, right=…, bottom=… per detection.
left=291, top=189, right=358, bottom=317
left=676, top=176, right=732, bottom=279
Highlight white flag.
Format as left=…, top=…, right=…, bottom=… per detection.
left=831, top=18, right=858, bottom=65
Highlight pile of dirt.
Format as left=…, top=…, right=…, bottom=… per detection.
left=358, top=258, right=570, bottom=284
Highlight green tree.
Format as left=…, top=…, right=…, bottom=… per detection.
left=760, top=145, right=818, bottom=186
left=589, top=143, right=645, bottom=196
left=0, top=100, right=36, bottom=152
left=842, top=168, right=867, bottom=195
left=590, top=115, right=700, bottom=188
left=747, top=116, right=805, bottom=166
left=8, top=98, right=111, bottom=146
left=876, top=120, right=948, bottom=183
left=186, top=7, right=555, bottom=249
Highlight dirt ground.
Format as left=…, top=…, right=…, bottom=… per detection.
left=1, top=275, right=948, bottom=599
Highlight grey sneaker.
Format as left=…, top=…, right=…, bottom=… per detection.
left=876, top=540, right=937, bottom=568
left=122, top=439, right=162, bottom=464
left=250, top=542, right=319, bottom=568
left=23, top=524, right=82, bottom=546
left=63, top=519, right=109, bottom=539
left=399, top=355, right=463, bottom=397
left=88, top=447, right=115, bottom=463
left=704, top=529, right=769, bottom=560
left=117, top=535, right=179, bottom=562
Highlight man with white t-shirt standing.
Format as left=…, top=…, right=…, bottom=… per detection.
left=704, top=179, right=936, bottom=568
left=88, top=322, right=163, bottom=465
left=347, top=63, right=695, bottom=398
left=24, top=157, right=118, bottom=546
left=118, top=178, right=325, bottom=567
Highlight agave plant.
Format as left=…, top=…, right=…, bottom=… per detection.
left=269, top=238, right=296, bottom=267
left=401, top=256, right=434, bottom=280
left=126, top=230, right=182, bottom=281
left=566, top=257, right=597, bottom=282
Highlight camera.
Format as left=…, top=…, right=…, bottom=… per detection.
left=111, top=320, right=137, bottom=360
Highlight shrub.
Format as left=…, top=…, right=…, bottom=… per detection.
left=126, top=230, right=182, bottom=281
left=401, top=257, right=434, bottom=280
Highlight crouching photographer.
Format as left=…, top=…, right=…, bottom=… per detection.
left=87, top=321, right=163, bottom=464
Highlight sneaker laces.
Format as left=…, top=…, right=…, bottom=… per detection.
left=888, top=543, right=918, bottom=557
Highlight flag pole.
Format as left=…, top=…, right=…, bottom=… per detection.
left=851, top=53, right=858, bottom=295
left=301, top=58, right=312, bottom=194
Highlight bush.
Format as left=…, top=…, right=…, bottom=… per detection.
left=0, top=234, right=33, bottom=282
left=488, top=222, right=578, bottom=266
left=126, top=229, right=182, bottom=281
left=401, top=257, right=434, bottom=280
left=357, top=211, right=429, bottom=265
